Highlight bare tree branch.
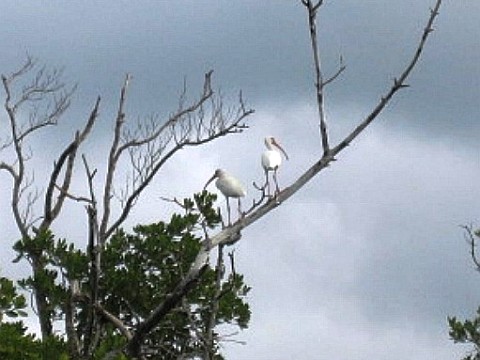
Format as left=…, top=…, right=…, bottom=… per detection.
left=41, top=97, right=100, bottom=230
left=94, top=302, right=133, bottom=341
left=1, top=58, right=81, bottom=238
left=302, top=0, right=330, bottom=155
left=462, top=225, right=480, bottom=271
left=99, top=74, right=132, bottom=245
left=101, top=73, right=253, bottom=241
left=52, top=183, right=92, bottom=204
left=323, top=55, right=346, bottom=87
left=333, top=0, right=441, bottom=154
left=2, top=72, right=29, bottom=238
left=4, top=55, right=35, bottom=81
left=1, top=58, right=97, bottom=339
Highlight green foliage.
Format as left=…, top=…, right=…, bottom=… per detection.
left=14, top=229, right=88, bottom=323
left=449, top=310, right=480, bottom=360
left=0, top=322, right=40, bottom=360
left=217, top=273, right=251, bottom=329
left=9, top=191, right=250, bottom=358
left=0, top=277, right=27, bottom=321
left=0, top=321, right=67, bottom=360
left=450, top=227, right=480, bottom=360
left=99, top=191, right=250, bottom=357
left=92, top=327, right=128, bottom=360
left=193, top=191, right=222, bottom=228
left=1, top=257, right=68, bottom=358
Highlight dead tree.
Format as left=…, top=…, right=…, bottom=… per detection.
left=0, top=58, right=252, bottom=348
left=0, top=0, right=442, bottom=358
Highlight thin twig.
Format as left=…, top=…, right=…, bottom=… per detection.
left=332, top=0, right=442, bottom=155
left=302, top=0, right=330, bottom=155
left=462, top=225, right=480, bottom=271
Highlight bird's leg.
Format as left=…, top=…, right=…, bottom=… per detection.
left=226, top=197, right=232, bottom=226
left=273, top=168, right=280, bottom=196
left=216, top=205, right=227, bottom=229
left=237, top=198, right=244, bottom=219
left=264, top=169, right=271, bottom=197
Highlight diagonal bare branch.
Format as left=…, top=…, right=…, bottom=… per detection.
left=94, top=302, right=133, bottom=341
left=41, top=96, right=100, bottom=229
left=101, top=73, right=253, bottom=241
left=118, top=71, right=214, bottom=153
left=333, top=0, right=442, bottom=155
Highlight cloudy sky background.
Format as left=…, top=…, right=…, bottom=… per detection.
left=1, top=1, right=479, bottom=359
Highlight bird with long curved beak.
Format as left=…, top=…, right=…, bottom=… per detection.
left=204, top=169, right=246, bottom=225
left=261, top=136, right=289, bottom=196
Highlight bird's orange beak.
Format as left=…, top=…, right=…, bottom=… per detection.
left=272, top=138, right=289, bottom=160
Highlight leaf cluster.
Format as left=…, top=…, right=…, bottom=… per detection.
left=450, top=227, right=480, bottom=360
left=13, top=229, right=88, bottom=322
left=100, top=192, right=250, bottom=357
left=449, top=309, right=480, bottom=360
left=0, top=322, right=68, bottom=360
left=0, top=276, right=27, bottom=321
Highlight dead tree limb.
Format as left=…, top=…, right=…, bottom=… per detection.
left=99, top=72, right=253, bottom=242
left=0, top=59, right=88, bottom=339
left=41, top=97, right=100, bottom=230
left=462, top=225, right=480, bottom=272
left=333, top=1, right=441, bottom=154
left=1, top=57, right=82, bottom=239
left=302, top=0, right=330, bottom=155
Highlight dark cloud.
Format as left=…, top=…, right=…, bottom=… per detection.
left=1, top=1, right=477, bottom=139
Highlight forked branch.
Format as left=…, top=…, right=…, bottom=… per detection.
left=333, top=0, right=441, bottom=154
left=100, top=72, right=253, bottom=241
left=41, top=97, right=100, bottom=230
left=462, top=225, right=480, bottom=271
left=1, top=58, right=78, bottom=238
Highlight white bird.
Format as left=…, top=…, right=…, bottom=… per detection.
left=261, top=136, right=289, bottom=196
left=204, top=169, right=246, bottom=225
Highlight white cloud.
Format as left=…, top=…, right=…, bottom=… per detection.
left=213, top=104, right=480, bottom=360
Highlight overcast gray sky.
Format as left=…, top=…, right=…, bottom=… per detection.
left=1, top=1, right=480, bottom=359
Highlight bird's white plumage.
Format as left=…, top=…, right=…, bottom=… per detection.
left=261, top=136, right=289, bottom=196
left=204, top=168, right=246, bottom=224
left=215, top=171, right=246, bottom=198
left=262, top=136, right=288, bottom=171
left=262, top=149, right=282, bottom=170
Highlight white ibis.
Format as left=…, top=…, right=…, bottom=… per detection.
left=204, top=169, right=246, bottom=225
left=261, top=136, right=289, bottom=196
